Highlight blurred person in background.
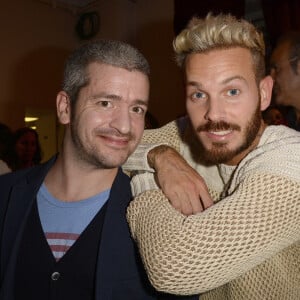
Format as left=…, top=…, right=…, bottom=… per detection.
left=0, top=122, right=13, bottom=175
left=262, top=105, right=288, bottom=125
left=270, top=31, right=300, bottom=130
left=8, top=127, right=42, bottom=171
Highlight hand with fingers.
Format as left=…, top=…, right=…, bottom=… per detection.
left=148, top=145, right=213, bottom=215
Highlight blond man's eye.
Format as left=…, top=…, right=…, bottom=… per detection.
left=227, top=89, right=240, bottom=96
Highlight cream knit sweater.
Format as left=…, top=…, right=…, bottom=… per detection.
left=124, top=117, right=300, bottom=300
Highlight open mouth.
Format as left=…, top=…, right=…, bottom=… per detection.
left=209, top=129, right=233, bottom=136
left=100, top=135, right=130, bottom=148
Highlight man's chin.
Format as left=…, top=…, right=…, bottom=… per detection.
left=202, top=142, right=241, bottom=164
left=202, top=150, right=230, bottom=165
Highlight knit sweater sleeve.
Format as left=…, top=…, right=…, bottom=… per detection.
left=123, top=118, right=186, bottom=195
left=126, top=172, right=300, bottom=295
left=123, top=119, right=183, bottom=173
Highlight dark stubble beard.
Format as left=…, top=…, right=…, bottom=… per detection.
left=70, top=110, right=135, bottom=169
left=69, top=104, right=113, bottom=169
left=70, top=119, right=107, bottom=168
left=195, top=102, right=262, bottom=165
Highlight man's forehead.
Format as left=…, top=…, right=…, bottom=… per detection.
left=185, top=48, right=253, bottom=66
left=184, top=48, right=254, bottom=80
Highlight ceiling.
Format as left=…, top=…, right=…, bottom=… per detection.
left=38, top=0, right=99, bottom=14
left=55, top=0, right=97, bottom=8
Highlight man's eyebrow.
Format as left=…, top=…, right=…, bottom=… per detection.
left=186, top=81, right=202, bottom=88
left=134, top=99, right=148, bottom=106
left=186, top=75, right=248, bottom=91
left=221, top=75, right=248, bottom=85
left=90, top=93, right=121, bottom=101
left=90, top=94, right=148, bottom=106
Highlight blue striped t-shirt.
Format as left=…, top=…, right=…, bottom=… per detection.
left=37, top=183, right=110, bottom=261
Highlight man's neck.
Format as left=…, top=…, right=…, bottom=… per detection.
left=44, top=153, right=118, bottom=202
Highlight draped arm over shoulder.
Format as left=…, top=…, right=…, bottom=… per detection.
left=123, top=119, right=183, bottom=173
left=123, top=119, right=186, bottom=196
left=127, top=172, right=300, bottom=295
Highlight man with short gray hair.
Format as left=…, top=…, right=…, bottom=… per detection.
left=0, top=39, right=198, bottom=300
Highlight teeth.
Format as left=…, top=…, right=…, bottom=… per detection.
left=210, top=130, right=232, bottom=136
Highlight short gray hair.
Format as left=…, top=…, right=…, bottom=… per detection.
left=63, top=39, right=150, bottom=105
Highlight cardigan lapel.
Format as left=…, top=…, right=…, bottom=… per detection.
left=0, top=158, right=55, bottom=299
left=94, top=168, right=133, bottom=299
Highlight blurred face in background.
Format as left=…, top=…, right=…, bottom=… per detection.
left=270, top=41, right=300, bottom=107
left=15, top=131, right=37, bottom=166
left=263, top=107, right=287, bottom=126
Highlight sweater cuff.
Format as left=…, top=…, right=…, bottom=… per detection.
left=124, top=143, right=168, bottom=173
left=130, top=173, right=159, bottom=196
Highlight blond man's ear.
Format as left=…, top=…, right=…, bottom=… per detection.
left=260, top=75, right=274, bottom=111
